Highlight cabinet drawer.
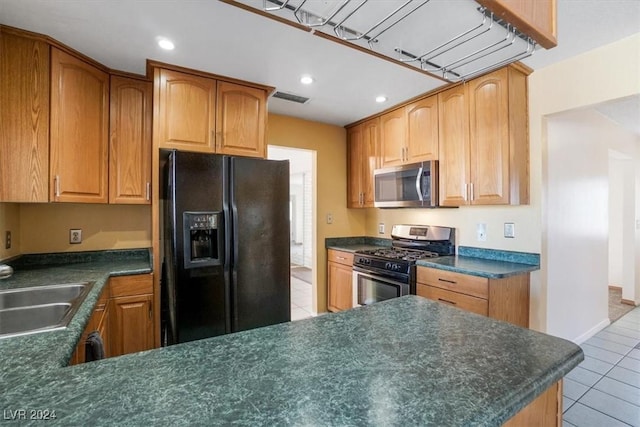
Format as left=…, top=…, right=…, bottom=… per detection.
left=327, top=249, right=354, bottom=267
left=417, top=267, right=488, bottom=299
left=417, top=284, right=488, bottom=316
left=110, top=274, right=153, bottom=298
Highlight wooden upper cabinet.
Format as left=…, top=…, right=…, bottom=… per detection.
left=347, top=125, right=364, bottom=208
left=216, top=81, right=266, bottom=158
left=50, top=48, right=109, bottom=203
left=156, top=68, right=217, bottom=153
left=0, top=29, right=50, bottom=203
left=109, top=76, right=152, bottom=204
left=379, top=96, right=439, bottom=168
left=438, top=66, right=529, bottom=207
left=468, top=68, right=510, bottom=205
left=406, top=96, right=439, bottom=163
left=476, top=0, right=557, bottom=49
left=347, top=118, right=379, bottom=208
left=361, top=118, right=379, bottom=207
left=438, top=84, right=470, bottom=207
left=380, top=108, right=406, bottom=167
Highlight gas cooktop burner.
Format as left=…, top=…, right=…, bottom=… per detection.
left=358, top=248, right=439, bottom=261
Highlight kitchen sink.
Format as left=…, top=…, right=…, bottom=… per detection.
left=0, top=282, right=93, bottom=339
left=0, top=282, right=91, bottom=309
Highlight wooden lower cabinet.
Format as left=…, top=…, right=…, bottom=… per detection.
left=70, top=273, right=154, bottom=364
left=504, top=381, right=562, bottom=426
left=327, top=249, right=354, bottom=312
left=417, top=266, right=530, bottom=327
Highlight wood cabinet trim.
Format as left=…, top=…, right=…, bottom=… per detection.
left=146, top=59, right=275, bottom=94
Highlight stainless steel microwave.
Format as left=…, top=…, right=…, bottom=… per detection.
left=374, top=161, right=438, bottom=208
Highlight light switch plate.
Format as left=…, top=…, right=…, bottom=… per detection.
left=326, top=213, right=333, bottom=224
left=504, top=223, right=515, bottom=238
left=378, top=223, right=385, bottom=234
left=476, top=223, right=487, bottom=242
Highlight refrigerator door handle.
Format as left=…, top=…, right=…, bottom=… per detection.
left=229, top=157, right=240, bottom=333
left=223, top=157, right=233, bottom=334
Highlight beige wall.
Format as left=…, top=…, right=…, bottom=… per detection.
left=19, top=204, right=151, bottom=254
left=0, top=203, right=21, bottom=261
left=267, top=113, right=366, bottom=313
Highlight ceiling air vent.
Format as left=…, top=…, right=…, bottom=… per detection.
left=272, top=91, right=310, bottom=104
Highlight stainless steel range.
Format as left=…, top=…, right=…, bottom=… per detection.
left=352, top=225, right=455, bottom=307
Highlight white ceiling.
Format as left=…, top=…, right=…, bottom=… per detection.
left=0, top=0, right=639, bottom=127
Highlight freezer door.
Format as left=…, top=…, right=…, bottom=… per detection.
left=229, top=156, right=291, bottom=332
left=166, top=150, right=230, bottom=344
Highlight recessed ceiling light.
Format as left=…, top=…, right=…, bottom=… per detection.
left=300, top=75, right=314, bottom=85
left=158, top=38, right=175, bottom=50
left=376, top=95, right=387, bottom=103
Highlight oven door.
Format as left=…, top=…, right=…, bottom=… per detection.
left=352, top=267, right=410, bottom=307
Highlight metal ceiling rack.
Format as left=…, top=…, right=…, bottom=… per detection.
left=260, top=0, right=536, bottom=82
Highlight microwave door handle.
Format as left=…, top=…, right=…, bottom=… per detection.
left=416, top=167, right=424, bottom=202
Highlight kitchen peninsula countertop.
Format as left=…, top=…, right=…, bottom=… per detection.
left=0, top=250, right=152, bottom=384
left=2, top=294, right=582, bottom=426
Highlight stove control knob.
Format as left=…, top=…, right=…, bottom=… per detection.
left=392, top=264, right=401, bottom=271
left=385, top=262, right=392, bottom=270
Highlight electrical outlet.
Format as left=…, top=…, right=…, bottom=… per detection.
left=326, top=213, right=333, bottom=224
left=5, top=231, right=11, bottom=250
left=504, top=223, right=515, bottom=238
left=70, top=229, right=82, bottom=244
left=378, top=223, right=385, bottom=234
left=476, top=223, right=487, bottom=242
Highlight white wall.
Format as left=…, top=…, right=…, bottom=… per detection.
left=546, top=111, right=610, bottom=342
left=530, top=33, right=640, bottom=339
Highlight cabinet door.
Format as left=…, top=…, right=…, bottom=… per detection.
left=0, top=30, right=50, bottom=202
left=109, top=76, right=152, bottom=204
left=406, top=96, right=438, bottom=162
left=50, top=48, right=109, bottom=203
left=347, top=125, right=364, bottom=208
left=468, top=68, right=510, bottom=205
left=216, top=81, right=266, bottom=158
left=380, top=108, right=406, bottom=167
left=361, top=118, right=379, bottom=207
left=110, top=294, right=154, bottom=356
left=438, top=84, right=470, bottom=207
left=327, top=261, right=354, bottom=312
left=156, top=69, right=216, bottom=153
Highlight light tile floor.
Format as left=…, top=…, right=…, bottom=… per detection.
left=563, top=305, right=640, bottom=426
left=291, top=276, right=314, bottom=321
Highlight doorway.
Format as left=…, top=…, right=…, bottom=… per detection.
left=268, top=145, right=316, bottom=321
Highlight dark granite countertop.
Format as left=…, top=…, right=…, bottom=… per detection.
left=326, top=238, right=540, bottom=279
left=0, top=295, right=582, bottom=426
left=417, top=256, right=539, bottom=279
left=0, top=249, right=152, bottom=384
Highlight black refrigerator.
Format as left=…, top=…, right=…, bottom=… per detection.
left=161, top=150, right=290, bottom=345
